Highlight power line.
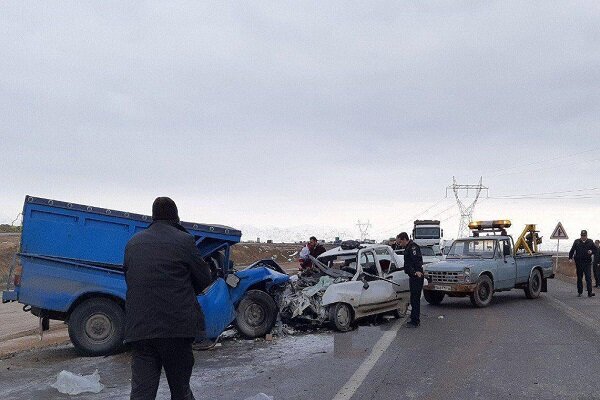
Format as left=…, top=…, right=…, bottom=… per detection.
left=487, top=186, right=599, bottom=200
left=378, top=197, right=451, bottom=235
left=484, top=147, right=600, bottom=178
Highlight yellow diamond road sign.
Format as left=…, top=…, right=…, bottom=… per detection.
left=550, top=222, right=568, bottom=240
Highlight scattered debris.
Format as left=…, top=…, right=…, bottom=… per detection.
left=51, top=370, right=104, bottom=395
left=438, top=315, right=445, bottom=319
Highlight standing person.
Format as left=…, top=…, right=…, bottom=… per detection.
left=309, top=236, right=327, bottom=258
left=124, top=197, right=213, bottom=400
left=299, top=236, right=327, bottom=270
left=568, top=230, right=596, bottom=297
left=396, top=232, right=424, bottom=327
left=594, top=240, right=600, bottom=288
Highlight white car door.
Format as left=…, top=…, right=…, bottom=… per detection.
left=357, top=248, right=397, bottom=308
left=385, top=249, right=410, bottom=293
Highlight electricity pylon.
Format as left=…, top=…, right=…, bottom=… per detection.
left=446, top=177, right=488, bottom=238
left=356, top=220, right=371, bottom=242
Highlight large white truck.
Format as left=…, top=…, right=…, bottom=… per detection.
left=413, top=220, right=443, bottom=252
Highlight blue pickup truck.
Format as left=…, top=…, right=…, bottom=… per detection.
left=423, top=221, right=554, bottom=307
left=2, top=196, right=289, bottom=356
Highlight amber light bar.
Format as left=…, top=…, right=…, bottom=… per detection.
left=468, top=220, right=512, bottom=230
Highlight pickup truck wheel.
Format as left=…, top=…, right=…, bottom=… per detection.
left=235, top=290, right=278, bottom=338
left=329, top=303, right=354, bottom=332
left=524, top=269, right=542, bottom=299
left=470, top=275, right=493, bottom=308
left=423, top=290, right=445, bottom=305
left=68, top=298, right=125, bottom=356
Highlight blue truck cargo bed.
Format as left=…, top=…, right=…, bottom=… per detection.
left=2, top=196, right=289, bottom=356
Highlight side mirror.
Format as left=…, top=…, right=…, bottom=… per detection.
left=361, top=276, right=370, bottom=290
left=225, top=273, right=240, bottom=288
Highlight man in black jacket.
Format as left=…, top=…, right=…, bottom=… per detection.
left=568, top=230, right=596, bottom=298
left=594, top=240, right=600, bottom=288
left=396, top=232, right=424, bottom=327
left=124, top=197, right=212, bottom=400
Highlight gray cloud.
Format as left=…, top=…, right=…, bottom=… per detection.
left=1, top=1, right=599, bottom=236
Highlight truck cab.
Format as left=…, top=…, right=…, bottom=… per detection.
left=413, top=220, right=442, bottom=251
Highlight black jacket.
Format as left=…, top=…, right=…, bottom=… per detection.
left=403, top=240, right=423, bottom=278
left=569, top=238, right=597, bottom=263
left=123, top=220, right=212, bottom=343
left=310, top=244, right=327, bottom=258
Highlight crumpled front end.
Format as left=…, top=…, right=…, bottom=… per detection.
left=279, top=273, right=350, bottom=323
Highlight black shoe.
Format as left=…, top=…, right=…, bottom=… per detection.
left=406, top=321, right=420, bottom=328
left=589, top=293, right=596, bottom=297
left=578, top=293, right=582, bottom=297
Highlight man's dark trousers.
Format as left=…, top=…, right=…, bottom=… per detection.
left=594, top=261, right=600, bottom=287
left=576, top=261, right=593, bottom=295
left=409, top=276, right=424, bottom=324
left=130, top=338, right=195, bottom=400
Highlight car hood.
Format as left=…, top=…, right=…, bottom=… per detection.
left=424, top=259, right=475, bottom=272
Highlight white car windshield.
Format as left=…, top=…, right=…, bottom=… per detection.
left=447, top=239, right=497, bottom=259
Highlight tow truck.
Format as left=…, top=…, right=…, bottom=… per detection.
left=422, top=220, right=553, bottom=307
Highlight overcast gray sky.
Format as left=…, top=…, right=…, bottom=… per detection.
left=1, top=1, right=599, bottom=244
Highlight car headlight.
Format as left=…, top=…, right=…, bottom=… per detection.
left=463, top=267, right=471, bottom=283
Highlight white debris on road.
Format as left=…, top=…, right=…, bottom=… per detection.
left=244, top=393, right=274, bottom=400
left=51, top=369, right=104, bottom=395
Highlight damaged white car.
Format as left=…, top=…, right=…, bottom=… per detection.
left=279, top=243, right=414, bottom=331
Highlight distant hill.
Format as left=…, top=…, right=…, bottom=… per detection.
left=0, top=224, right=21, bottom=233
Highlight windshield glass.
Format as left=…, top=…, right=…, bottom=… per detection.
left=319, top=253, right=357, bottom=270
left=447, top=239, right=497, bottom=259
left=421, top=247, right=435, bottom=256
left=414, top=227, right=440, bottom=239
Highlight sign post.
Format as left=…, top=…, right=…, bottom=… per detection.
left=550, top=222, right=569, bottom=272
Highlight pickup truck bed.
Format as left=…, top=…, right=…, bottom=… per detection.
left=2, top=196, right=289, bottom=356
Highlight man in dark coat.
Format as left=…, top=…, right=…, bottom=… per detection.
left=124, top=197, right=212, bottom=400
left=299, top=236, right=327, bottom=270
left=396, top=232, right=424, bottom=327
left=309, top=236, right=327, bottom=258
left=568, top=230, right=596, bottom=297
left=594, top=240, right=600, bottom=288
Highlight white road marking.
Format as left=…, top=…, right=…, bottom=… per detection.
left=546, top=295, right=600, bottom=335
left=332, top=319, right=404, bottom=400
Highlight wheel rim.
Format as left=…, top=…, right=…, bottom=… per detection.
left=244, top=302, right=266, bottom=327
left=532, top=273, right=541, bottom=293
left=85, top=313, right=112, bottom=342
left=336, top=306, right=351, bottom=327
left=478, top=282, right=490, bottom=301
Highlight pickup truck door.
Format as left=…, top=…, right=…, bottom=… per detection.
left=495, top=239, right=517, bottom=289
left=357, top=249, right=397, bottom=309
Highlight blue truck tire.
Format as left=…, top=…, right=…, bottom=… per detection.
left=469, top=275, right=493, bottom=307
left=524, top=269, right=542, bottom=299
left=235, top=290, right=277, bottom=338
left=68, top=297, right=125, bottom=356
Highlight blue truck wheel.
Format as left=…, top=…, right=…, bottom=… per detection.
left=524, top=269, right=542, bottom=299
left=235, top=290, right=277, bottom=338
left=68, top=298, right=125, bottom=356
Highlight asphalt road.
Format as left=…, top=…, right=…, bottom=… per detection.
left=2, top=277, right=600, bottom=400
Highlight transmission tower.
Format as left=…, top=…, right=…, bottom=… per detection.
left=446, top=177, right=488, bottom=238
left=356, top=220, right=371, bottom=242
